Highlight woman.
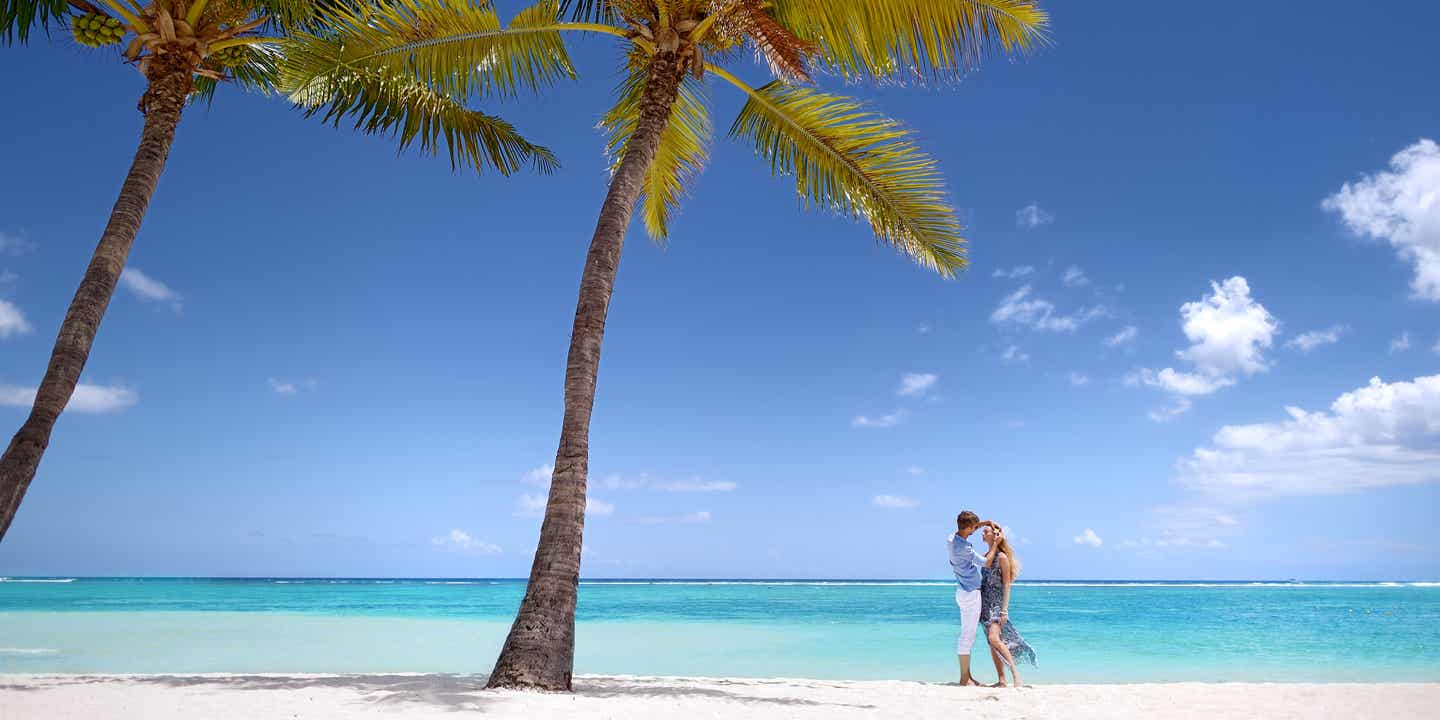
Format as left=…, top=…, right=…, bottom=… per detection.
left=981, top=526, right=1036, bottom=687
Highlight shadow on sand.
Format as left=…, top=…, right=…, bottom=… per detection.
left=8, top=673, right=880, bottom=711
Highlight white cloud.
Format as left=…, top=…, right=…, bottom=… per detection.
left=1068, top=372, right=1091, bottom=387
left=515, top=493, right=548, bottom=518
left=1147, top=397, right=1194, bottom=422
left=992, top=265, right=1035, bottom=279
left=1323, top=139, right=1440, bottom=301
left=598, top=473, right=647, bottom=490
left=872, top=494, right=920, bottom=509
left=1016, top=203, right=1054, bottom=229
left=1062, top=265, right=1090, bottom=287
left=431, top=529, right=501, bottom=555
left=268, top=378, right=297, bottom=395
left=852, top=410, right=906, bottom=428
left=1286, top=325, right=1347, bottom=352
left=119, top=268, right=182, bottom=311
left=1174, top=277, right=1279, bottom=377
left=991, top=285, right=1105, bottom=333
left=1132, top=277, right=1277, bottom=419
left=1, top=382, right=139, bottom=413
left=1391, top=332, right=1412, bottom=353
left=653, top=478, right=737, bottom=492
left=1000, top=345, right=1030, bottom=364
left=0, top=232, right=35, bottom=255
left=1128, top=367, right=1236, bottom=397
left=1073, top=528, right=1103, bottom=547
left=905, top=465, right=925, bottom=476
left=588, top=498, right=616, bottom=516
left=0, top=299, right=31, bottom=339
left=897, top=372, right=938, bottom=397
left=1176, top=374, right=1440, bottom=500
left=1105, top=325, right=1139, bottom=347
left=635, top=511, right=711, bottom=525
left=523, top=464, right=554, bottom=487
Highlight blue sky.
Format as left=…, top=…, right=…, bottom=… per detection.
left=1, top=1, right=1437, bottom=581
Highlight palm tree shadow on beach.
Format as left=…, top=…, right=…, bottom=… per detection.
left=15, top=674, right=880, bottom=711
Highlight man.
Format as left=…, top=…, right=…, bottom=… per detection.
left=948, top=510, right=994, bottom=686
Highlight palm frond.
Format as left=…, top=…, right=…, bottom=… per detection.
left=290, top=65, right=559, bottom=175
left=557, top=0, right=613, bottom=23
left=709, top=0, right=812, bottom=83
left=1, top=0, right=66, bottom=44
left=600, top=52, right=712, bottom=241
left=726, top=79, right=963, bottom=276
left=769, top=0, right=1049, bottom=83
left=283, top=0, right=575, bottom=103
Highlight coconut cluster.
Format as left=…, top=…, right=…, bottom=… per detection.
left=210, top=45, right=250, bottom=67
left=71, top=13, right=125, bottom=48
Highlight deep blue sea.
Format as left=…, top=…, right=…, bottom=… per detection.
left=2, top=577, right=1437, bottom=682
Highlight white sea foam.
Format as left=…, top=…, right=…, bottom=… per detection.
left=0, top=578, right=76, bottom=583
left=0, top=648, right=59, bottom=655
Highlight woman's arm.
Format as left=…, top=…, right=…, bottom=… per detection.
left=998, top=553, right=1013, bottom=618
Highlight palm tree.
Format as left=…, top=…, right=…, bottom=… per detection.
left=0, top=0, right=556, bottom=541
left=287, top=0, right=1050, bottom=690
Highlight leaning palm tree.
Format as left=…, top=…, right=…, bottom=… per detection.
left=0, top=0, right=556, bottom=541
left=289, top=0, right=1048, bottom=689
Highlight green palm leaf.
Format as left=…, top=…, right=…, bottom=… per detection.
left=283, top=0, right=575, bottom=102
left=727, top=80, right=964, bottom=276
left=290, top=65, right=559, bottom=174
left=600, top=54, right=712, bottom=241
left=769, top=0, right=1049, bottom=82
left=1, top=0, right=66, bottom=44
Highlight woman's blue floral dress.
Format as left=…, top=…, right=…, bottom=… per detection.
left=980, top=558, right=1036, bottom=667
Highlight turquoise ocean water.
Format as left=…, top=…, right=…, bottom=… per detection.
left=2, top=578, right=1437, bottom=682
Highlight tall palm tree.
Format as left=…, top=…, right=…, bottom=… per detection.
left=0, top=0, right=556, bottom=541
left=288, top=0, right=1048, bottom=690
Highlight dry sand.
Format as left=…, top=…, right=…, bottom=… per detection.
left=2, top=673, right=1435, bottom=719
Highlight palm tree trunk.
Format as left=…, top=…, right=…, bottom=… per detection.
left=0, top=53, right=195, bottom=542
left=486, top=50, right=687, bottom=692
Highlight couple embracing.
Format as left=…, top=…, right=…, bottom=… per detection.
left=947, top=510, right=1036, bottom=688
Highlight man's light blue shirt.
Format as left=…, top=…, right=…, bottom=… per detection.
left=948, top=534, right=983, bottom=592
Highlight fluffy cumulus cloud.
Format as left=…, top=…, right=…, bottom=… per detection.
left=0, top=299, right=31, bottom=339
left=1073, top=528, right=1103, bottom=547
left=1323, top=139, right=1440, bottom=301
left=119, top=268, right=182, bottom=311
left=1391, top=332, right=1412, bottom=353
left=1130, top=277, right=1277, bottom=418
left=1175, top=374, right=1440, bottom=500
left=991, top=285, right=1105, bottom=333
left=1, top=382, right=138, bottom=413
left=1000, top=345, right=1030, bottom=364
left=1068, top=372, right=1091, bottom=386
left=1286, top=325, right=1347, bottom=352
left=872, top=494, right=920, bottom=509
left=431, top=529, right=501, bottom=555
left=1015, top=202, right=1054, bottom=229
left=852, top=410, right=906, bottom=428
left=897, top=372, right=938, bottom=397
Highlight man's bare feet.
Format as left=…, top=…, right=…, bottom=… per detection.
left=958, top=677, right=984, bottom=687
left=989, top=681, right=1007, bottom=688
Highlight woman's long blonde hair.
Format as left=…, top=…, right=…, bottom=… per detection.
left=989, top=529, right=1022, bottom=579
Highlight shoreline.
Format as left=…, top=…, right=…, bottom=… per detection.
left=2, top=674, right=1436, bottom=719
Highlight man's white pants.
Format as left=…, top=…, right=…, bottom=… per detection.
left=955, top=588, right=981, bottom=655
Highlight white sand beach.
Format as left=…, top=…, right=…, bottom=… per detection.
left=1, top=674, right=1434, bottom=719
